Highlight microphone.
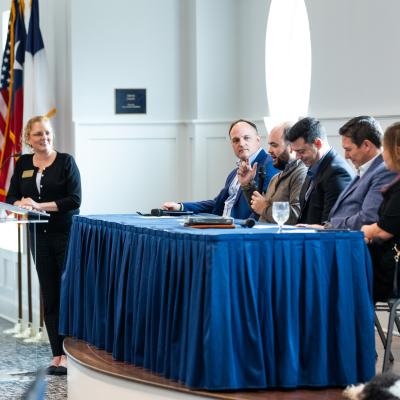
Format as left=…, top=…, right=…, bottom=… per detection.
left=150, top=208, right=193, bottom=217
left=257, top=166, right=266, bottom=193
left=235, top=218, right=256, bottom=228
left=0, top=152, right=22, bottom=170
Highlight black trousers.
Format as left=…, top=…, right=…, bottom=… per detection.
left=369, top=240, right=396, bottom=303
left=31, top=229, right=69, bottom=357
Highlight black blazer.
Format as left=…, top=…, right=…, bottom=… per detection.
left=6, top=152, right=81, bottom=233
left=369, top=178, right=400, bottom=302
left=298, top=148, right=354, bottom=224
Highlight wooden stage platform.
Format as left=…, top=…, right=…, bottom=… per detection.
left=64, top=337, right=346, bottom=399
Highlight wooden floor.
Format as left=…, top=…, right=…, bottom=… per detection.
left=64, top=335, right=400, bottom=400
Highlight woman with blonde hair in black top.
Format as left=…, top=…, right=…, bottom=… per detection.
left=362, top=122, right=400, bottom=302
left=7, top=115, right=81, bottom=375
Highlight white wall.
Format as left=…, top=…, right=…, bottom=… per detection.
left=195, top=0, right=239, bottom=119
left=71, top=0, right=184, bottom=123
left=238, top=0, right=270, bottom=119
left=306, top=0, right=400, bottom=119
left=305, top=0, right=400, bottom=151
left=1, top=0, right=400, bottom=213
left=70, top=0, right=191, bottom=213
left=70, top=0, right=270, bottom=214
left=69, top=0, right=400, bottom=215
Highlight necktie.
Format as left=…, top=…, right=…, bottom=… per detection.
left=304, top=177, right=314, bottom=202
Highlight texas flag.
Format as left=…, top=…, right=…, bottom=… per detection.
left=23, top=0, right=56, bottom=126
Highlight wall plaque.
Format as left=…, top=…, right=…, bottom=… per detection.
left=115, top=88, right=146, bottom=114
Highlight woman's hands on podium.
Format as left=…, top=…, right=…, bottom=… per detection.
left=14, top=197, right=59, bottom=213
left=13, top=197, right=37, bottom=211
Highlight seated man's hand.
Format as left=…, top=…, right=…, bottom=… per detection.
left=162, top=201, right=181, bottom=211
left=237, top=160, right=257, bottom=186
left=250, top=191, right=266, bottom=215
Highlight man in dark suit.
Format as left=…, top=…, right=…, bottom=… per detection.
left=162, top=119, right=278, bottom=219
left=325, top=116, right=397, bottom=230
left=286, top=117, right=354, bottom=224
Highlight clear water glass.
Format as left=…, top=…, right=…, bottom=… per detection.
left=272, top=201, right=290, bottom=233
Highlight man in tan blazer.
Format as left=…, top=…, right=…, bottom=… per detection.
left=238, top=122, right=307, bottom=224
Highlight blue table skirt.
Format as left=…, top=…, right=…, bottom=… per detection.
left=59, top=215, right=375, bottom=390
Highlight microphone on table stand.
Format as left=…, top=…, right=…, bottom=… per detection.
left=235, top=218, right=256, bottom=228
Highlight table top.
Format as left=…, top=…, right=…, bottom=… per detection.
left=74, top=213, right=363, bottom=239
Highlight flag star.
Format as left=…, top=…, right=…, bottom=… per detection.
left=4, top=58, right=8, bottom=63
left=6, top=49, right=10, bottom=55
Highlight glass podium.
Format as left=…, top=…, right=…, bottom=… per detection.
left=0, top=201, right=49, bottom=341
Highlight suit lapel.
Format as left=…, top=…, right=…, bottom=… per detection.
left=299, top=150, right=336, bottom=221
left=340, top=174, right=360, bottom=199
left=329, top=175, right=359, bottom=215
left=312, top=149, right=335, bottom=186
left=329, top=155, right=382, bottom=216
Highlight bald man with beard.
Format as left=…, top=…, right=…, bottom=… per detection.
left=238, top=122, right=307, bottom=224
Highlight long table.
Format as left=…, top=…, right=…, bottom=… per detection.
left=59, top=215, right=375, bottom=390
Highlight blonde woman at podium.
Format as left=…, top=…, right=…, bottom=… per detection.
left=6, top=115, right=81, bottom=376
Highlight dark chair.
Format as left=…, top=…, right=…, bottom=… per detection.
left=375, top=299, right=400, bottom=372
left=373, top=241, right=400, bottom=372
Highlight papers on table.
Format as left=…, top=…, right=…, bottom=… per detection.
left=254, top=224, right=283, bottom=229
left=137, top=216, right=183, bottom=219
left=253, top=224, right=317, bottom=233
left=282, top=228, right=317, bottom=233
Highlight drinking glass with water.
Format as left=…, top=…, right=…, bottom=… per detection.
left=272, top=201, right=290, bottom=233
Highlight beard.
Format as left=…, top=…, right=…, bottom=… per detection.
left=274, top=157, right=288, bottom=170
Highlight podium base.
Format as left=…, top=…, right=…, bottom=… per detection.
left=13, top=322, right=35, bottom=339
left=3, top=319, right=23, bottom=335
left=24, top=327, right=48, bottom=343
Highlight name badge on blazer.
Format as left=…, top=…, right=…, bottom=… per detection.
left=22, top=169, right=34, bottom=178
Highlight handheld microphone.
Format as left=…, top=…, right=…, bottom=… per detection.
left=0, top=152, right=22, bottom=170
left=257, top=166, right=266, bottom=193
left=235, top=218, right=256, bottom=228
